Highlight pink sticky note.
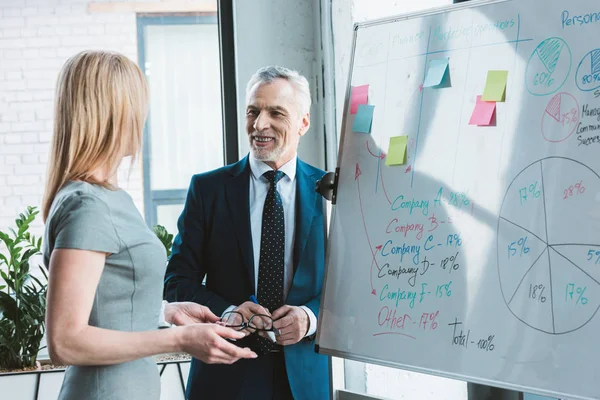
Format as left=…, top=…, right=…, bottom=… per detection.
left=350, top=84, right=369, bottom=114
left=469, top=95, right=496, bottom=126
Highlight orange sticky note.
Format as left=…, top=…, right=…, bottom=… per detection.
left=350, top=84, right=369, bottom=114
left=469, top=95, right=496, bottom=126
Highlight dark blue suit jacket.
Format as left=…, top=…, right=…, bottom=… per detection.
left=164, top=155, right=330, bottom=400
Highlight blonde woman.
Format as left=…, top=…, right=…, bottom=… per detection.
left=42, top=51, right=256, bottom=400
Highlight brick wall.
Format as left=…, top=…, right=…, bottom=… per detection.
left=0, top=0, right=148, bottom=235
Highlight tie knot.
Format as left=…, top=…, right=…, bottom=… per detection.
left=263, top=170, right=285, bottom=186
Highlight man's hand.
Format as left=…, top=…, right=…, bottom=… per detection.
left=229, top=301, right=271, bottom=336
left=165, top=302, right=220, bottom=326
left=271, top=305, right=310, bottom=346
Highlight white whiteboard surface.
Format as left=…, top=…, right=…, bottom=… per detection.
left=316, top=0, right=600, bottom=399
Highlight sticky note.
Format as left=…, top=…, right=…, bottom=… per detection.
left=350, top=84, right=369, bottom=114
left=352, top=104, right=375, bottom=133
left=481, top=70, right=508, bottom=102
left=423, top=58, right=450, bottom=88
left=386, top=136, right=408, bottom=166
left=469, top=95, right=496, bottom=126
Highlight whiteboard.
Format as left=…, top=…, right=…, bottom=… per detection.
left=316, top=0, right=600, bottom=399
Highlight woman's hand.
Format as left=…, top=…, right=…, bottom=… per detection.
left=178, top=324, right=257, bottom=364
left=165, top=302, right=220, bottom=326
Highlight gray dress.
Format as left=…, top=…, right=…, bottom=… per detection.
left=43, top=181, right=167, bottom=400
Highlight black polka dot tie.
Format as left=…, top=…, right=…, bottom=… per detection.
left=256, top=170, right=285, bottom=355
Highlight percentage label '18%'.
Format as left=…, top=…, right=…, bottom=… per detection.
left=440, top=252, right=460, bottom=273
left=529, top=284, right=547, bottom=303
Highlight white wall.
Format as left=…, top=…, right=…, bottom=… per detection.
left=0, top=0, right=144, bottom=235
left=330, top=1, right=468, bottom=399
left=233, top=0, right=325, bottom=169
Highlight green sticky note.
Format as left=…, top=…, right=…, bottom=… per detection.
left=352, top=104, right=375, bottom=133
left=385, top=135, right=408, bottom=166
left=482, top=70, right=508, bottom=102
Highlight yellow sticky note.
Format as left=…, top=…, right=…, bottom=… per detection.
left=385, top=136, right=408, bottom=166
left=482, top=70, right=508, bottom=102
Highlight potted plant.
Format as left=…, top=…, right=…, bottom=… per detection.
left=0, top=216, right=190, bottom=400
left=0, top=206, right=58, bottom=399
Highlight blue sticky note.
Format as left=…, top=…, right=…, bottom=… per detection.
left=352, top=104, right=375, bottom=133
left=423, top=58, right=449, bottom=88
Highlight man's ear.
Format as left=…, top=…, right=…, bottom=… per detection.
left=299, top=113, right=310, bottom=136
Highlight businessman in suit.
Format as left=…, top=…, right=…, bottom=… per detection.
left=164, top=65, right=330, bottom=400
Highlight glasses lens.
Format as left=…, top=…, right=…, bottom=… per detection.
left=221, top=312, right=244, bottom=329
left=249, top=314, right=273, bottom=331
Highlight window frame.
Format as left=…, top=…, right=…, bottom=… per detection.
left=136, top=7, right=238, bottom=228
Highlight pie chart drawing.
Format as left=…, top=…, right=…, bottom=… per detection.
left=541, top=92, right=579, bottom=143
left=497, top=157, right=600, bottom=334
left=526, top=37, right=572, bottom=96
left=575, top=48, right=600, bottom=92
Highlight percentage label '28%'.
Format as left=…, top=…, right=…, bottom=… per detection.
left=566, top=284, right=588, bottom=305
left=508, top=237, right=530, bottom=259
left=519, top=181, right=541, bottom=205
left=563, top=180, right=585, bottom=200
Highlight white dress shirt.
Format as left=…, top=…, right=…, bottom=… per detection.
left=222, top=154, right=317, bottom=337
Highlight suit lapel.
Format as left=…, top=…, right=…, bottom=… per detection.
left=225, top=157, right=255, bottom=287
left=293, top=159, right=318, bottom=271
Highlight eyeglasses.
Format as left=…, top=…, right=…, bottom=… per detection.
left=221, top=311, right=281, bottom=335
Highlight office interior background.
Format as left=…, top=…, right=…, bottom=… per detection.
left=0, top=1, right=556, bottom=399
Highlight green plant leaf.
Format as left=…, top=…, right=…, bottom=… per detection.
left=38, top=264, right=48, bottom=281
left=0, top=231, right=12, bottom=248
left=152, top=224, right=174, bottom=258
left=0, top=270, right=15, bottom=292
left=29, top=275, right=45, bottom=290
left=0, top=291, right=18, bottom=321
left=21, top=248, right=40, bottom=264
left=0, top=206, right=46, bottom=370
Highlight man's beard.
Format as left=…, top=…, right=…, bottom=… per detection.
left=250, top=135, right=286, bottom=162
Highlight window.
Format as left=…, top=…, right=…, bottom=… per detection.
left=137, top=14, right=229, bottom=231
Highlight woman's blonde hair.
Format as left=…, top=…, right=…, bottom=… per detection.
left=42, top=50, right=149, bottom=221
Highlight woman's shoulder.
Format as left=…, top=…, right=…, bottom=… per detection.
left=49, top=181, right=117, bottom=221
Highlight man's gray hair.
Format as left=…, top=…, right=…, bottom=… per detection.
left=246, top=65, right=312, bottom=115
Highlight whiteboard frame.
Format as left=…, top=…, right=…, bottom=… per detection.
left=315, top=0, right=584, bottom=398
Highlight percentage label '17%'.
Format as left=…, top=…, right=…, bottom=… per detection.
left=566, top=284, right=588, bottom=305
left=519, top=181, right=541, bottom=205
